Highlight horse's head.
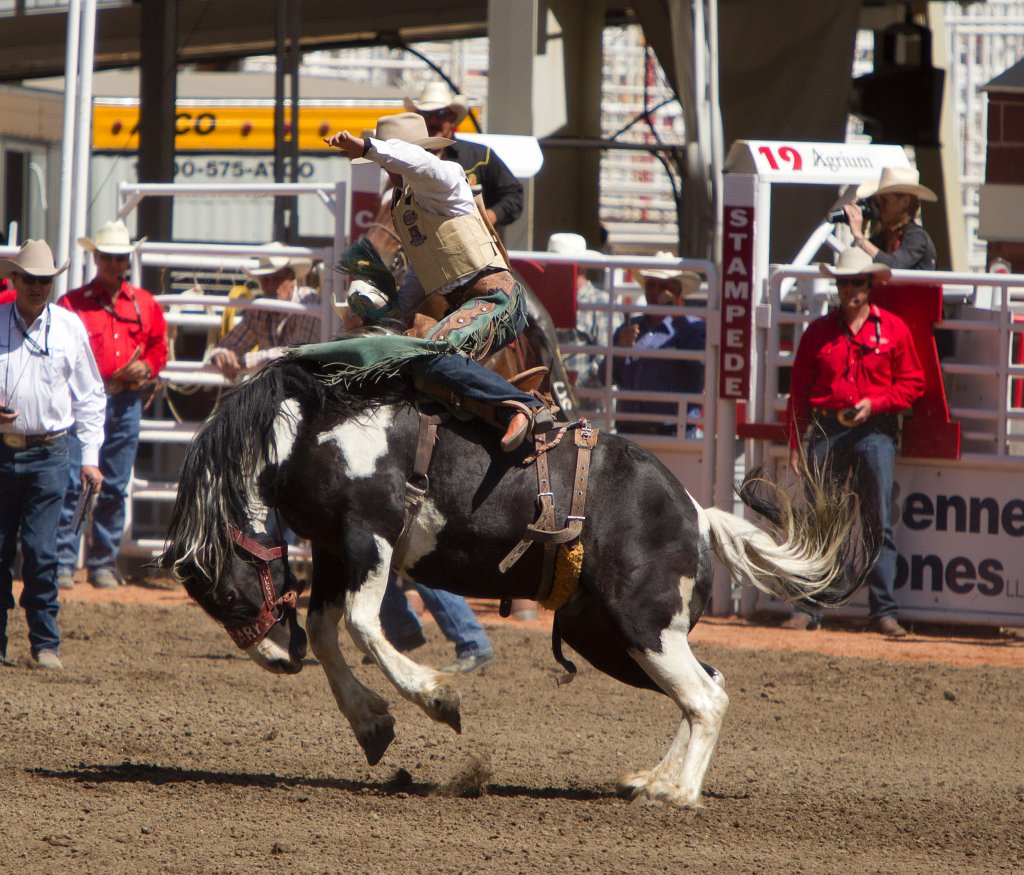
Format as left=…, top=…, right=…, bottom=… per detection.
left=158, top=525, right=308, bottom=674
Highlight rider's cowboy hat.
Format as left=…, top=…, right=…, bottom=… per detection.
left=78, top=219, right=147, bottom=255
left=819, top=246, right=892, bottom=282
left=355, top=112, right=455, bottom=162
left=403, top=81, right=469, bottom=127
left=242, top=242, right=312, bottom=282
left=0, top=239, right=69, bottom=279
left=637, top=251, right=703, bottom=295
left=856, top=166, right=938, bottom=202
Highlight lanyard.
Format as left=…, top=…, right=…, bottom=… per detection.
left=12, top=304, right=50, bottom=357
left=90, top=283, right=143, bottom=327
left=840, top=313, right=881, bottom=356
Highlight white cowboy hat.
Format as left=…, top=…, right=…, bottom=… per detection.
left=638, top=251, right=703, bottom=295
left=0, top=238, right=69, bottom=279
left=819, top=246, right=892, bottom=281
left=354, top=112, right=455, bottom=163
left=546, top=232, right=602, bottom=258
left=242, top=242, right=312, bottom=281
left=857, top=166, right=938, bottom=202
left=403, top=81, right=470, bottom=128
left=78, top=219, right=147, bottom=255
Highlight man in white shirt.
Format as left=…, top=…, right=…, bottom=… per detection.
left=0, top=240, right=106, bottom=670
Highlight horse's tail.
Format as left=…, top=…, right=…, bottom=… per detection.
left=702, top=468, right=876, bottom=608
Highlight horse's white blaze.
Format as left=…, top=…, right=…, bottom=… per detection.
left=318, top=407, right=395, bottom=479
left=394, top=497, right=447, bottom=574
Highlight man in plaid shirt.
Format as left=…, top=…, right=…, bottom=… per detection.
left=209, top=244, right=321, bottom=379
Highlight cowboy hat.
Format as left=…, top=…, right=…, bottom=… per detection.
left=856, top=166, right=938, bottom=202
left=403, top=81, right=470, bottom=128
left=354, top=112, right=455, bottom=163
left=242, top=242, right=312, bottom=281
left=638, top=251, right=703, bottom=295
left=0, top=239, right=69, bottom=279
left=78, top=219, right=147, bottom=255
left=546, top=232, right=602, bottom=258
left=819, top=246, right=892, bottom=281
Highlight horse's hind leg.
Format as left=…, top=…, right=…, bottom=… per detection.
left=306, top=602, right=396, bottom=765
left=344, top=536, right=462, bottom=733
left=619, top=627, right=729, bottom=808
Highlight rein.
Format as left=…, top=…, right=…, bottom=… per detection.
left=225, top=524, right=304, bottom=650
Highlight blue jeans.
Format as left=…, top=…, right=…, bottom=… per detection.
left=379, top=571, right=493, bottom=659
left=0, top=435, right=70, bottom=657
left=56, top=392, right=143, bottom=575
left=807, top=420, right=899, bottom=621
left=409, top=355, right=541, bottom=414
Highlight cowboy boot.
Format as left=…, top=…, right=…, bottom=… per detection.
left=499, top=401, right=556, bottom=452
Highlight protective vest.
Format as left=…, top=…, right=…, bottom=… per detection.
left=392, top=188, right=506, bottom=295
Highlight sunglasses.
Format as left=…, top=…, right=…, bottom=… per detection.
left=97, top=252, right=130, bottom=262
left=419, top=109, right=454, bottom=120
left=14, top=272, right=53, bottom=287
left=835, top=277, right=869, bottom=288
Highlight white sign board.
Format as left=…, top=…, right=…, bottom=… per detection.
left=724, top=140, right=912, bottom=185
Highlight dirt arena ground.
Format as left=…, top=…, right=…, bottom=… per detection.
left=2, top=579, right=1022, bottom=874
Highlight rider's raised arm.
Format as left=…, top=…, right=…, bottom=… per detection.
left=366, top=138, right=474, bottom=217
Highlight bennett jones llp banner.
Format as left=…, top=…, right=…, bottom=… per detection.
left=719, top=177, right=755, bottom=400
left=842, top=462, right=1024, bottom=624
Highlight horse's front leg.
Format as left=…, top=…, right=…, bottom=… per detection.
left=305, top=602, right=396, bottom=765
left=345, top=535, right=462, bottom=734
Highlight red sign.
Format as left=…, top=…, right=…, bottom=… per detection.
left=718, top=204, right=755, bottom=399
left=349, top=190, right=380, bottom=242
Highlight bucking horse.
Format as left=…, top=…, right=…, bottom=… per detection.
left=158, top=356, right=869, bottom=807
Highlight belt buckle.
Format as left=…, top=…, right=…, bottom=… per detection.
left=2, top=433, right=27, bottom=449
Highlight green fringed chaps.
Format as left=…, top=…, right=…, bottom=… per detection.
left=289, top=282, right=527, bottom=388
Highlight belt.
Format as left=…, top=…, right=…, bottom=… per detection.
left=2, top=429, right=68, bottom=449
left=105, top=379, right=149, bottom=395
left=444, top=268, right=514, bottom=310
left=812, top=407, right=845, bottom=421
left=812, top=408, right=898, bottom=431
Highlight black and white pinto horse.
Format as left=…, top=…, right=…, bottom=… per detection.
left=159, top=359, right=865, bottom=807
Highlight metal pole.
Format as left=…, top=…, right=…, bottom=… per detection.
left=272, top=0, right=287, bottom=241
left=54, top=0, right=82, bottom=297
left=70, top=0, right=98, bottom=291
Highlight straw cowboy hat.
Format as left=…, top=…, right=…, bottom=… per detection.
left=819, top=246, right=892, bottom=281
left=78, top=219, right=147, bottom=255
left=354, top=112, right=455, bottom=163
left=857, top=166, right=938, bottom=202
left=242, top=242, right=312, bottom=282
left=0, top=239, right=69, bottom=278
left=403, top=81, right=470, bottom=127
left=547, top=232, right=602, bottom=258
left=638, top=251, right=703, bottom=295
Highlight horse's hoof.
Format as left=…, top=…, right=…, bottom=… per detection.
left=358, top=714, right=396, bottom=765
left=426, top=682, right=462, bottom=734
left=616, top=770, right=654, bottom=798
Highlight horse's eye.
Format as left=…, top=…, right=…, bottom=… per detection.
left=223, top=591, right=237, bottom=605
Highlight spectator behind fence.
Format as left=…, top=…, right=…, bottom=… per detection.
left=784, top=247, right=925, bottom=637
left=404, top=81, right=523, bottom=232
left=844, top=167, right=938, bottom=271
left=612, top=253, right=706, bottom=438
left=208, top=243, right=321, bottom=380
left=1, top=240, right=106, bottom=669
left=56, top=221, right=168, bottom=590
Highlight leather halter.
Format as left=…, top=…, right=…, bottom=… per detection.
left=225, top=525, right=303, bottom=650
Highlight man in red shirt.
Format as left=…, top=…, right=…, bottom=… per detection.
left=55, top=220, right=168, bottom=589
left=785, top=247, right=925, bottom=637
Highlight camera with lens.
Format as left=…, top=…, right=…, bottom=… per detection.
left=827, top=196, right=880, bottom=225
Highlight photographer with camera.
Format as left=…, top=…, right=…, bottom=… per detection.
left=783, top=247, right=924, bottom=638
left=832, top=167, right=937, bottom=271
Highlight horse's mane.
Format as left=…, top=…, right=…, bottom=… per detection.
left=160, top=353, right=411, bottom=586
